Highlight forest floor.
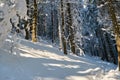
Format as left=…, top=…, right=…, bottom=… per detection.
left=0, top=35, right=120, bottom=80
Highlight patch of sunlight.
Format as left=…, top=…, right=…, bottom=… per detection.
left=43, top=63, right=80, bottom=69
left=20, top=53, right=40, bottom=58
left=5, top=39, right=13, bottom=42
left=18, top=47, right=80, bottom=62
left=77, top=67, right=102, bottom=74
left=33, top=77, right=62, bottom=80
left=78, top=68, right=94, bottom=74
left=66, top=76, right=89, bottom=80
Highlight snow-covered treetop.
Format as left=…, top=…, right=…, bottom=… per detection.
left=0, top=0, right=27, bottom=47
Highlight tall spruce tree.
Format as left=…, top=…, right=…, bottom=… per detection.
left=107, top=0, right=120, bottom=71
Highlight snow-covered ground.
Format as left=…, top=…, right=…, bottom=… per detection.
left=0, top=36, right=120, bottom=80
left=0, top=0, right=120, bottom=80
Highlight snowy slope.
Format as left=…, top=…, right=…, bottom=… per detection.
left=0, top=37, right=119, bottom=80
left=0, top=0, right=119, bottom=80
left=0, top=0, right=27, bottom=47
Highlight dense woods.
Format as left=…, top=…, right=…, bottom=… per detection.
left=2, top=0, right=120, bottom=80
left=4, top=0, right=120, bottom=70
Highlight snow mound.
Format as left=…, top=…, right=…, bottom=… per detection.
left=102, top=70, right=120, bottom=80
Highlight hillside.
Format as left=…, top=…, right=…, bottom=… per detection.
left=0, top=36, right=119, bottom=80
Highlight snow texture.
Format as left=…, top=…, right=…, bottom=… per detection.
left=0, top=0, right=27, bottom=47
left=0, top=0, right=120, bottom=80
left=0, top=35, right=119, bottom=80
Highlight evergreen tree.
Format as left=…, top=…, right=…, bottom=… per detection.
left=107, top=0, right=120, bottom=71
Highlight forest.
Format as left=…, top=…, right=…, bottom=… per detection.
left=21, top=0, right=120, bottom=68
left=0, top=0, right=120, bottom=80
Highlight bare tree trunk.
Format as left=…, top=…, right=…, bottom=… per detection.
left=43, top=14, right=47, bottom=37
left=116, top=36, right=120, bottom=70
left=58, top=7, right=62, bottom=50
left=60, top=0, right=67, bottom=55
left=51, top=0, right=54, bottom=43
left=107, top=0, right=120, bottom=71
left=25, top=21, right=29, bottom=40
left=25, top=0, right=29, bottom=40
left=32, top=0, right=37, bottom=42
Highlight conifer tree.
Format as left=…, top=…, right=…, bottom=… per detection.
left=107, top=0, right=120, bottom=70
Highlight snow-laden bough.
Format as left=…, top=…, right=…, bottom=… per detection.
left=0, top=0, right=27, bottom=47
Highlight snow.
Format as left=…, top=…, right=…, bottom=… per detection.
left=0, top=2, right=4, bottom=7
left=0, top=0, right=120, bottom=80
left=0, top=0, right=27, bottom=47
left=0, top=36, right=120, bottom=80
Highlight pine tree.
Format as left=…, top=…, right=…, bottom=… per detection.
left=107, top=0, right=120, bottom=70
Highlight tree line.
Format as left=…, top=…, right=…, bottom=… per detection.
left=10, top=0, right=120, bottom=70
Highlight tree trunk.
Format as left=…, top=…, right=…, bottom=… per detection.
left=51, top=1, right=54, bottom=43
left=25, top=22, right=29, bottom=40
left=43, top=14, right=47, bottom=37
left=107, top=0, right=120, bottom=70
left=60, top=0, right=67, bottom=55
left=116, top=36, right=120, bottom=70
left=66, top=3, right=76, bottom=55
left=32, top=0, right=37, bottom=42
